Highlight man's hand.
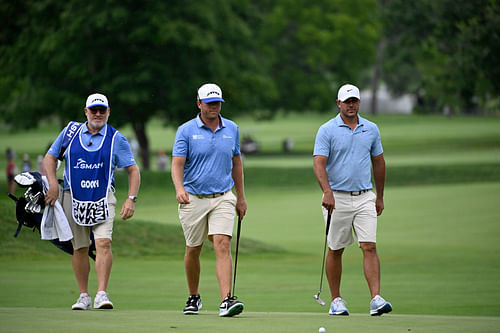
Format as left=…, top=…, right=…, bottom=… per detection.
left=322, top=190, right=335, bottom=213
left=236, top=198, right=247, bottom=220
left=120, top=198, right=135, bottom=220
left=44, top=185, right=59, bottom=206
left=176, top=188, right=190, bottom=204
left=375, top=197, right=384, bottom=216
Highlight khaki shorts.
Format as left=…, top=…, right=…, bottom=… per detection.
left=179, top=191, right=237, bottom=247
left=322, top=190, right=377, bottom=250
left=62, top=190, right=117, bottom=250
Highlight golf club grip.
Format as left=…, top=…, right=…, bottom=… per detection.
left=7, top=192, right=18, bottom=202
left=326, top=212, right=331, bottom=236
left=236, top=215, right=242, bottom=239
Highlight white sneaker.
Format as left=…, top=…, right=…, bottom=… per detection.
left=72, top=293, right=92, bottom=310
left=370, top=295, right=392, bottom=316
left=329, top=297, right=349, bottom=316
left=94, top=291, right=114, bottom=309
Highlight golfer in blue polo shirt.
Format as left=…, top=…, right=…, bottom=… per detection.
left=313, top=84, right=392, bottom=317
left=172, top=83, right=247, bottom=317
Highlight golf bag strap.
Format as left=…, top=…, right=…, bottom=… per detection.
left=58, top=121, right=83, bottom=161
left=14, top=223, right=22, bottom=238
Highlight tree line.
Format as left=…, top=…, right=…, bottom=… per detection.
left=1, top=0, right=498, bottom=169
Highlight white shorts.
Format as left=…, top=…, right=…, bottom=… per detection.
left=179, top=191, right=237, bottom=247
left=322, top=190, right=378, bottom=250
left=62, top=190, right=117, bottom=250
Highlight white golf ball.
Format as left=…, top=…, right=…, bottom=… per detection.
left=319, top=327, right=326, bottom=333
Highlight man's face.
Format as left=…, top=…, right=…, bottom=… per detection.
left=337, top=97, right=360, bottom=119
left=197, top=100, right=222, bottom=121
left=85, top=106, right=110, bottom=131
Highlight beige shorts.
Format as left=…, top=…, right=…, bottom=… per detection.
left=62, top=190, right=117, bottom=250
left=322, top=190, right=377, bottom=250
left=179, top=191, right=237, bottom=247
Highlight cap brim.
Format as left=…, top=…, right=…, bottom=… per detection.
left=339, top=94, right=360, bottom=102
left=201, top=97, right=224, bottom=103
left=87, top=103, right=109, bottom=108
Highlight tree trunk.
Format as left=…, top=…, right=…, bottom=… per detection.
left=132, top=121, right=150, bottom=170
left=370, top=38, right=386, bottom=115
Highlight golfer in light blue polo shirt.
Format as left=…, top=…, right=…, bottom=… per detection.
left=172, top=114, right=240, bottom=195
left=313, top=83, right=392, bottom=317
left=313, top=113, right=383, bottom=191
left=171, top=83, right=247, bottom=318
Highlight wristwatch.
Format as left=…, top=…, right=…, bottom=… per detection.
left=128, top=195, right=138, bottom=203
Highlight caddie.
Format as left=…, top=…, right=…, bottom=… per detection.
left=43, top=93, right=140, bottom=310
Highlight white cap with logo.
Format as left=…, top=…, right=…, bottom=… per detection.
left=198, top=83, right=225, bottom=103
left=86, top=93, right=109, bottom=108
left=337, top=84, right=360, bottom=102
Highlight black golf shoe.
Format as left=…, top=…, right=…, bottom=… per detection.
left=183, top=294, right=202, bottom=315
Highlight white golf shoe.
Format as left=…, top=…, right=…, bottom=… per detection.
left=94, top=291, right=114, bottom=309
left=72, top=293, right=92, bottom=310
left=329, top=297, right=349, bottom=316
left=370, top=295, right=392, bottom=316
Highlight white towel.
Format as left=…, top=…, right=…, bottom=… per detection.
left=40, top=177, right=73, bottom=242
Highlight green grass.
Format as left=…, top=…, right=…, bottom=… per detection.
left=2, top=182, right=500, bottom=316
left=2, top=308, right=499, bottom=333
left=1, top=113, right=500, bottom=332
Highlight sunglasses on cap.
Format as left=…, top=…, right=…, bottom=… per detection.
left=88, top=106, right=108, bottom=114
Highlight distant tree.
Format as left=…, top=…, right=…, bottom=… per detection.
left=380, top=0, right=499, bottom=114
left=0, top=0, right=275, bottom=169
left=256, top=0, right=381, bottom=114
left=1, top=0, right=385, bottom=170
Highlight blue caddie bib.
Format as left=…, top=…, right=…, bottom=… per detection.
left=67, top=124, right=117, bottom=226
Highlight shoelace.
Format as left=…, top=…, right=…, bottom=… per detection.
left=78, top=295, right=89, bottom=304
left=333, top=298, right=347, bottom=306
left=222, top=295, right=238, bottom=305
left=186, top=296, right=200, bottom=306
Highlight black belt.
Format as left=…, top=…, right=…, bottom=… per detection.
left=195, top=190, right=229, bottom=199
left=334, top=189, right=370, bottom=196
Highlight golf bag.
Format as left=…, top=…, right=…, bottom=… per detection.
left=7, top=171, right=96, bottom=260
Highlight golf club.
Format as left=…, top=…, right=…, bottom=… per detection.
left=232, top=214, right=242, bottom=297
left=313, top=211, right=331, bottom=306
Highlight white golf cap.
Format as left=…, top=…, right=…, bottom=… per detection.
left=197, top=83, right=225, bottom=103
left=86, top=93, right=109, bottom=108
left=337, top=84, right=360, bottom=102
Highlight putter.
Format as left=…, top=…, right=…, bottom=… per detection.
left=232, top=215, right=242, bottom=297
left=313, top=211, right=331, bottom=306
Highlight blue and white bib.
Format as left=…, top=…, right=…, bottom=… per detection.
left=67, top=124, right=117, bottom=226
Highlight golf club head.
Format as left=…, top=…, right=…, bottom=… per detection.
left=313, top=294, right=326, bottom=306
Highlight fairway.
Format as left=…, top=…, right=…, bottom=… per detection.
left=1, top=114, right=499, bottom=332
left=1, top=182, right=499, bottom=333
left=1, top=308, right=499, bottom=333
